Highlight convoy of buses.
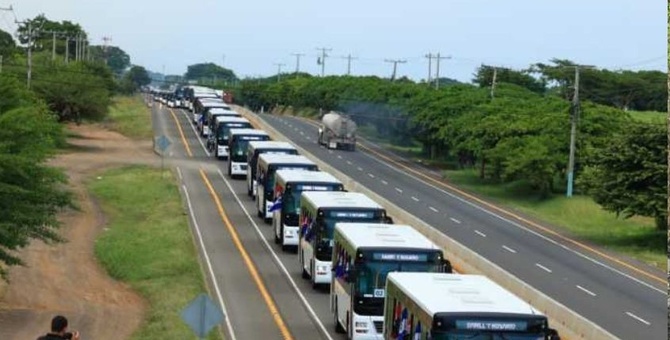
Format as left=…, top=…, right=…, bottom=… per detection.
left=153, top=85, right=561, bottom=340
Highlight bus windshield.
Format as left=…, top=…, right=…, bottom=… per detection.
left=355, top=261, right=441, bottom=298
left=283, top=184, right=341, bottom=225
left=231, top=136, right=268, bottom=162
left=217, top=123, right=250, bottom=142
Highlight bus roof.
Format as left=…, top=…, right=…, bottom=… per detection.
left=334, top=223, right=439, bottom=250
left=209, top=107, right=236, bottom=114
left=248, top=141, right=296, bottom=151
left=276, top=170, right=341, bottom=186
left=201, top=102, right=229, bottom=108
left=229, top=129, right=269, bottom=137
left=387, top=273, right=542, bottom=316
left=215, top=116, right=249, bottom=124
left=301, top=191, right=383, bottom=210
left=258, top=154, right=316, bottom=168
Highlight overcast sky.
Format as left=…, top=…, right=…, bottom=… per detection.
left=2, top=0, right=666, bottom=82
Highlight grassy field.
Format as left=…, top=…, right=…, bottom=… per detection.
left=89, top=166, right=222, bottom=340
left=628, top=110, right=666, bottom=124
left=106, top=95, right=153, bottom=139
left=444, top=169, right=665, bottom=270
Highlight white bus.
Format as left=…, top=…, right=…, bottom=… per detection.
left=273, top=170, right=344, bottom=250
left=298, top=191, right=392, bottom=288
left=246, top=141, right=298, bottom=198
left=200, top=106, right=236, bottom=137
left=227, top=129, right=270, bottom=178
left=331, top=223, right=452, bottom=339
left=208, top=117, right=252, bottom=159
left=384, top=273, right=561, bottom=340
left=256, top=154, right=319, bottom=222
left=189, top=90, right=218, bottom=119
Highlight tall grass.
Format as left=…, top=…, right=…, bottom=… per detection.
left=107, top=95, right=153, bottom=139
left=89, top=166, right=221, bottom=340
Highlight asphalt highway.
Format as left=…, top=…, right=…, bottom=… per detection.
left=252, top=112, right=667, bottom=340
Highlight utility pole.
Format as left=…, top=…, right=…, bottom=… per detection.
left=316, top=47, right=332, bottom=77
left=274, top=62, right=285, bottom=82
left=490, top=66, right=498, bottom=100
left=65, top=36, right=70, bottom=63
left=566, top=65, right=594, bottom=197
left=424, top=53, right=433, bottom=84
left=384, top=59, right=407, bottom=81
left=0, top=55, right=3, bottom=73
left=51, top=31, right=57, bottom=60
left=291, top=53, right=305, bottom=73
left=434, top=53, right=451, bottom=89
left=102, top=36, right=112, bottom=64
left=16, top=18, right=38, bottom=88
left=341, top=54, right=356, bottom=75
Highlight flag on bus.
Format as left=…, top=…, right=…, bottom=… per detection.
left=269, top=194, right=282, bottom=212
left=398, top=308, right=409, bottom=340
left=413, top=322, right=422, bottom=340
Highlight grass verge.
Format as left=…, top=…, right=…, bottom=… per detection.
left=444, top=169, right=665, bottom=270
left=106, top=95, right=153, bottom=139
left=89, top=165, right=221, bottom=340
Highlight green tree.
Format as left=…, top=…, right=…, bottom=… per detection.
left=578, top=123, right=667, bottom=229
left=0, top=75, right=72, bottom=280
left=123, top=65, right=151, bottom=92
left=88, top=45, right=131, bottom=74
left=0, top=29, right=16, bottom=57
left=185, top=62, right=237, bottom=83
left=473, top=65, right=546, bottom=94
left=16, top=15, right=86, bottom=60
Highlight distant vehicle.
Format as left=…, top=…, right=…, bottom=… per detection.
left=227, top=129, right=271, bottom=178
left=298, top=191, right=392, bottom=288
left=273, top=170, right=344, bottom=250
left=256, top=154, right=319, bottom=223
left=246, top=141, right=299, bottom=198
left=331, top=223, right=452, bottom=339
left=193, top=97, right=224, bottom=127
left=209, top=117, right=252, bottom=159
left=384, top=273, right=561, bottom=340
left=318, top=111, right=357, bottom=151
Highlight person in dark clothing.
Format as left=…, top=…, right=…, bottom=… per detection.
left=36, top=315, right=80, bottom=340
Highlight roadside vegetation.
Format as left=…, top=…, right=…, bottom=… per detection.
left=0, top=15, right=152, bottom=278
left=107, top=95, right=153, bottom=139
left=89, top=166, right=221, bottom=340
left=234, top=61, right=667, bottom=268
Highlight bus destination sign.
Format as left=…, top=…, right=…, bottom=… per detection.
left=455, top=320, right=528, bottom=331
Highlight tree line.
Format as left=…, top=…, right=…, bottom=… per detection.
left=234, top=61, right=667, bottom=229
left=0, top=15, right=151, bottom=278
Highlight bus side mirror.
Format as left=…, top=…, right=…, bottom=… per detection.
left=383, top=216, right=394, bottom=224
left=443, top=260, right=453, bottom=274
left=547, top=329, right=560, bottom=340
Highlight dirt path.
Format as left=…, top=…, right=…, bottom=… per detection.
left=0, top=123, right=159, bottom=340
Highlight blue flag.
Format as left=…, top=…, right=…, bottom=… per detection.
left=414, top=321, right=422, bottom=340
left=398, top=308, right=409, bottom=340
left=269, top=195, right=282, bottom=212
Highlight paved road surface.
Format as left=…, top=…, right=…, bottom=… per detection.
left=252, top=111, right=666, bottom=340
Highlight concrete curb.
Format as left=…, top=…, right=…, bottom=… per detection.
left=236, top=106, right=618, bottom=340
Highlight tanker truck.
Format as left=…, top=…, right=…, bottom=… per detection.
left=317, top=111, right=357, bottom=151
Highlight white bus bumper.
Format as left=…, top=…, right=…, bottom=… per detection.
left=230, top=162, right=247, bottom=176
left=282, top=225, right=299, bottom=246
left=351, top=313, right=384, bottom=340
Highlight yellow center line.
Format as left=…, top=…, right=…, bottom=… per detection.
left=296, top=116, right=664, bottom=284
left=199, top=169, right=294, bottom=340
left=168, top=108, right=193, bottom=157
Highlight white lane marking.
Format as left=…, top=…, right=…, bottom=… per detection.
left=177, top=167, right=183, bottom=180
left=474, top=230, right=487, bottom=238
left=337, top=155, right=342, bottom=159
left=178, top=109, right=211, bottom=156
left=357, top=167, right=363, bottom=171
left=381, top=180, right=388, bottom=185
left=300, top=131, right=304, bottom=135
left=215, top=169, right=334, bottom=340
left=450, top=217, right=461, bottom=224
left=356, top=149, right=665, bottom=294
left=182, top=184, right=238, bottom=340
left=535, top=263, right=553, bottom=273
left=368, top=173, right=375, bottom=178
left=576, top=285, right=596, bottom=297
left=411, top=196, right=419, bottom=202
left=625, top=312, right=651, bottom=326
left=429, top=206, right=439, bottom=213
left=395, top=187, right=403, bottom=193
left=346, top=161, right=352, bottom=165
left=502, top=245, right=517, bottom=254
